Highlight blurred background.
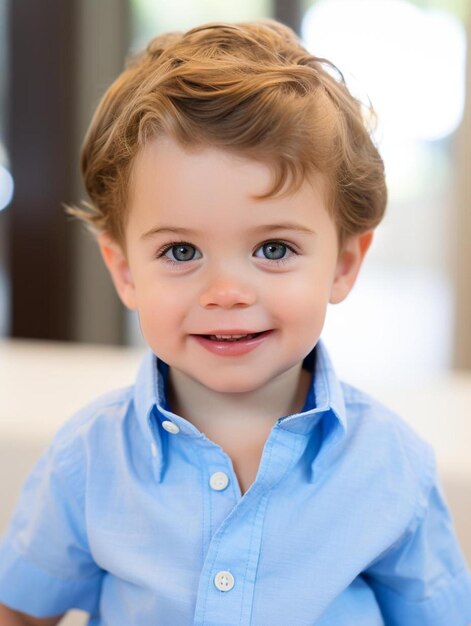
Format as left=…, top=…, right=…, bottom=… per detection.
left=0, top=3, right=471, bottom=621
left=1, top=0, right=470, bottom=385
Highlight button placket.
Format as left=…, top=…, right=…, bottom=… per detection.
left=194, top=429, right=307, bottom=625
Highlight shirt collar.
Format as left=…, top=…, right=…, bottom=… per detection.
left=289, top=338, right=348, bottom=433
left=133, top=338, right=347, bottom=482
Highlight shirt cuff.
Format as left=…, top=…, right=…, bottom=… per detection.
left=0, top=538, right=102, bottom=617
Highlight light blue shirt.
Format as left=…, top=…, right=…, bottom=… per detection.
left=0, top=340, right=470, bottom=625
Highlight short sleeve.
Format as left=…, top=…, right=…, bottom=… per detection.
left=364, top=453, right=471, bottom=626
left=0, top=430, right=103, bottom=617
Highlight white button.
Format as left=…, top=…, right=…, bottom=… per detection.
left=161, top=420, right=180, bottom=434
left=214, top=570, right=235, bottom=592
left=150, top=443, right=158, bottom=458
left=209, top=472, right=229, bottom=491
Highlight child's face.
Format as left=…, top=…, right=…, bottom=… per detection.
left=100, top=136, right=372, bottom=394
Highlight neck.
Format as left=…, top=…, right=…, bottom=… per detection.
left=166, top=362, right=312, bottom=433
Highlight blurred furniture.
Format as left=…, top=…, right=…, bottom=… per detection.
left=1, top=339, right=470, bottom=625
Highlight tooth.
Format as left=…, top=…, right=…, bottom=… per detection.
left=210, top=334, right=254, bottom=341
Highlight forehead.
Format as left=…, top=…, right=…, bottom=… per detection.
left=132, top=135, right=274, bottom=199
left=127, top=136, right=332, bottom=234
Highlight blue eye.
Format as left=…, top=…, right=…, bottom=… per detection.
left=254, top=241, right=297, bottom=264
left=169, top=244, right=197, bottom=261
left=256, top=242, right=288, bottom=261
left=157, top=242, right=201, bottom=265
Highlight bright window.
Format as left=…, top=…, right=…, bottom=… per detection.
left=131, top=0, right=272, bottom=51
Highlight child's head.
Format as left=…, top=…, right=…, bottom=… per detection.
left=72, top=19, right=386, bottom=253
left=70, top=19, right=387, bottom=393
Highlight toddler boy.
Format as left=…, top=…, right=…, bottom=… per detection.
left=1, top=19, right=471, bottom=626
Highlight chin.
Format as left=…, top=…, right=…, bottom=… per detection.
left=201, top=375, right=265, bottom=395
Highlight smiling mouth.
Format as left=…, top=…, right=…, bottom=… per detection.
left=190, top=330, right=274, bottom=355
left=201, top=332, right=265, bottom=342
left=193, top=330, right=273, bottom=342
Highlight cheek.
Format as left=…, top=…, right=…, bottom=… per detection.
left=267, top=269, right=332, bottom=314
left=136, top=279, right=192, bottom=331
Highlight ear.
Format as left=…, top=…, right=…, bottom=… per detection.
left=329, top=230, right=374, bottom=304
left=97, top=233, right=138, bottom=310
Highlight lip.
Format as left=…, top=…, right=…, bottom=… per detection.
left=195, top=329, right=264, bottom=335
left=191, top=329, right=274, bottom=357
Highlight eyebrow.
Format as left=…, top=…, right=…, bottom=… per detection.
left=141, top=222, right=317, bottom=240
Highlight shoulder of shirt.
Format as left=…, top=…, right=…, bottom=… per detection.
left=339, top=379, right=437, bottom=513
left=49, top=385, right=135, bottom=454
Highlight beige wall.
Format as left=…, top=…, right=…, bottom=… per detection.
left=453, top=16, right=471, bottom=370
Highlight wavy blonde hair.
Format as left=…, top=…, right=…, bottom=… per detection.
left=69, top=19, right=387, bottom=251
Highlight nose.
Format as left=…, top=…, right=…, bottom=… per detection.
left=199, top=275, right=257, bottom=309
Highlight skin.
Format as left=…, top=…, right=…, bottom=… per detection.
left=99, top=135, right=373, bottom=439
left=0, top=604, right=63, bottom=625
